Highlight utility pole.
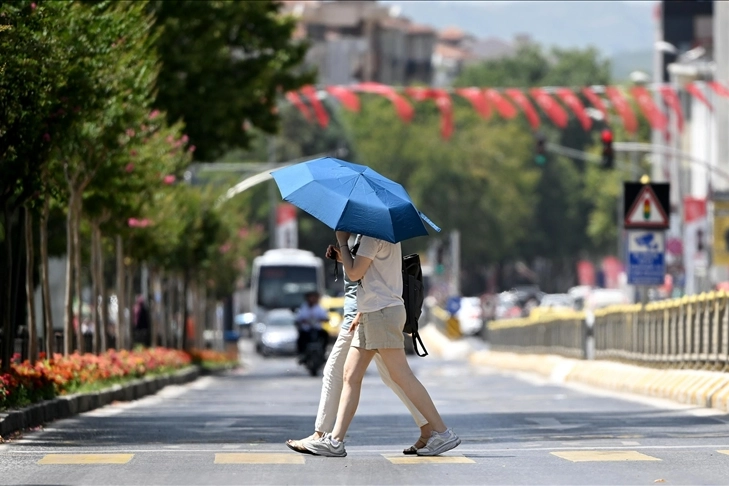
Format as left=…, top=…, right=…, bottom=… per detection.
left=267, top=136, right=278, bottom=250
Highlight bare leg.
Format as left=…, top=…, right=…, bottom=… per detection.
left=377, top=348, right=447, bottom=433
left=330, top=346, right=376, bottom=442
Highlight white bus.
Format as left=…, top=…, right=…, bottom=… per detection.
left=250, top=249, right=325, bottom=317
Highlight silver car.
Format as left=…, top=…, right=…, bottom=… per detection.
left=254, top=309, right=298, bottom=356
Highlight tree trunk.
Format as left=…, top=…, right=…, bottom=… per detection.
left=25, top=207, right=38, bottom=364
left=182, top=273, right=190, bottom=351
left=63, top=192, right=75, bottom=355
left=115, top=235, right=125, bottom=351
left=40, top=197, right=54, bottom=357
left=97, top=226, right=107, bottom=352
left=90, top=221, right=100, bottom=354
left=74, top=196, right=84, bottom=354
left=1, top=208, right=15, bottom=372
left=159, top=272, right=167, bottom=348
left=126, top=264, right=134, bottom=350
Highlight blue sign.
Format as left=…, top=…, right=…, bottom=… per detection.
left=626, top=230, right=666, bottom=286
left=446, top=296, right=461, bottom=315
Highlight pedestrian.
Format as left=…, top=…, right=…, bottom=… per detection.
left=286, top=235, right=432, bottom=456
left=133, top=295, right=151, bottom=347
left=302, top=232, right=460, bottom=457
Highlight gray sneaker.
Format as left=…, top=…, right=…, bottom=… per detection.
left=416, top=428, right=461, bottom=456
left=303, top=433, right=347, bottom=457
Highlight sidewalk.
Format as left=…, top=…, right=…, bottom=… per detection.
left=420, top=324, right=729, bottom=414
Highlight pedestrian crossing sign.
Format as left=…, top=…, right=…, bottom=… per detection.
left=624, top=183, right=670, bottom=229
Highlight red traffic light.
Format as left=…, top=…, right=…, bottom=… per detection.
left=601, top=129, right=613, bottom=144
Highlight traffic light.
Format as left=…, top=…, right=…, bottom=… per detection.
left=600, top=129, right=614, bottom=169
left=535, top=133, right=547, bottom=165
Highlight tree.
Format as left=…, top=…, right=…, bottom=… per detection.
left=52, top=1, right=160, bottom=354
left=148, top=0, right=315, bottom=162
left=455, top=43, right=614, bottom=291
left=0, top=1, right=81, bottom=369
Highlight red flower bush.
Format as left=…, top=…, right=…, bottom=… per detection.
left=0, top=348, right=192, bottom=410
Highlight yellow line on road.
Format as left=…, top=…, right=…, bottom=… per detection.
left=551, top=450, right=661, bottom=462
left=214, top=453, right=305, bottom=464
left=382, top=454, right=475, bottom=465
left=717, top=450, right=729, bottom=456
left=38, top=454, right=134, bottom=465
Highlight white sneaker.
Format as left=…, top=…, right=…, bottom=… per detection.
left=416, top=428, right=461, bottom=456
left=303, top=433, right=347, bottom=457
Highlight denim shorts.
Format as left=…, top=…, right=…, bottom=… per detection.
left=352, top=305, right=406, bottom=350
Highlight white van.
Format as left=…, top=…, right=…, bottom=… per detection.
left=250, top=249, right=325, bottom=317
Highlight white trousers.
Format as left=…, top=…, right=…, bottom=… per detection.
left=314, top=328, right=427, bottom=433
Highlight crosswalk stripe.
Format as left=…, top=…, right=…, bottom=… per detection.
left=551, top=451, right=661, bottom=462
left=38, top=454, right=134, bottom=465
left=214, top=453, right=305, bottom=464
left=382, top=454, right=475, bottom=464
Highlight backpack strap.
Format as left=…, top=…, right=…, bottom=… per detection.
left=411, top=331, right=428, bottom=357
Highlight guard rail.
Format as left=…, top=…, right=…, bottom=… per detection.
left=487, top=310, right=586, bottom=359
left=594, top=291, right=729, bottom=368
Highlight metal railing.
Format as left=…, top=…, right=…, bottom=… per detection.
left=487, top=311, right=587, bottom=359
left=593, top=292, right=729, bottom=369
left=485, top=291, right=729, bottom=369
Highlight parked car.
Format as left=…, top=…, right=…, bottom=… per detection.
left=495, top=292, right=522, bottom=320
left=254, top=309, right=298, bottom=357
left=320, top=295, right=345, bottom=338
left=235, top=312, right=256, bottom=337
left=457, top=297, right=484, bottom=335
left=530, top=293, right=576, bottom=319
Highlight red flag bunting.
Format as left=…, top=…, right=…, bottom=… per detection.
left=555, top=88, right=592, bottom=131
left=353, top=82, right=414, bottom=123
left=630, top=86, right=668, bottom=131
left=581, top=87, right=609, bottom=122
left=404, top=87, right=454, bottom=140
left=300, top=85, right=329, bottom=128
left=485, top=89, right=517, bottom=119
left=505, top=88, right=540, bottom=130
left=709, top=81, right=729, bottom=98
left=658, top=86, right=684, bottom=133
left=455, top=88, right=491, bottom=119
left=285, top=91, right=313, bottom=121
left=605, top=86, right=638, bottom=135
left=325, top=86, right=360, bottom=112
left=530, top=88, right=569, bottom=128
left=685, top=82, right=712, bottom=111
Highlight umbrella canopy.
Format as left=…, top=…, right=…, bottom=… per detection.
left=271, top=157, right=440, bottom=243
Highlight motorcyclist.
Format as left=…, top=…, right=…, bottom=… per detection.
left=295, top=291, right=329, bottom=362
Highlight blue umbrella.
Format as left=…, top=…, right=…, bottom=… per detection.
left=271, top=157, right=440, bottom=243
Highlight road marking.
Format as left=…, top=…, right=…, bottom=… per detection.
left=382, top=454, right=475, bottom=465
left=551, top=451, right=661, bottom=462
left=621, top=441, right=641, bottom=446
left=38, top=454, right=134, bottom=465
left=214, top=453, right=305, bottom=464
left=717, top=450, right=729, bottom=456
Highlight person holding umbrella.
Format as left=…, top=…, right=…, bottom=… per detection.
left=286, top=236, right=432, bottom=456
left=272, top=157, right=458, bottom=457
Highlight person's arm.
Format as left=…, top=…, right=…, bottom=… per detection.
left=335, top=231, right=373, bottom=281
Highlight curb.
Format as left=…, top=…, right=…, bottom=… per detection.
left=0, top=366, right=201, bottom=439
left=469, top=349, right=729, bottom=413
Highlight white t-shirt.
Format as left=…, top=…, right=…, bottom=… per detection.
left=354, top=236, right=403, bottom=313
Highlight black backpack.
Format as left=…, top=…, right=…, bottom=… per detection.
left=402, top=253, right=428, bottom=357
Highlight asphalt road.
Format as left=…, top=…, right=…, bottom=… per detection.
left=3, top=338, right=729, bottom=485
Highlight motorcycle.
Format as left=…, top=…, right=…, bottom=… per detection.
left=298, top=325, right=327, bottom=376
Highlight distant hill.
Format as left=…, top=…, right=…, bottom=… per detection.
left=381, top=0, right=655, bottom=77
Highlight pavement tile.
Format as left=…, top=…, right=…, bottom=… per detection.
left=214, top=453, right=305, bottom=464
left=382, top=454, right=475, bottom=465
left=37, top=454, right=134, bottom=465
left=550, top=450, right=661, bottom=462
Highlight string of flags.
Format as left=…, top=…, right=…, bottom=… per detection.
left=284, top=81, right=729, bottom=140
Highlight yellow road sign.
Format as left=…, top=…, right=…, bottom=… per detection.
left=713, top=200, right=729, bottom=265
